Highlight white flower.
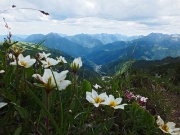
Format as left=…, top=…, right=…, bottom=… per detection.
left=8, top=53, right=15, bottom=60
left=0, top=70, right=5, bottom=73
left=69, top=110, right=72, bottom=113
left=156, top=115, right=180, bottom=135
left=140, top=97, right=148, bottom=102
left=55, top=70, right=71, bottom=90
left=39, top=52, right=51, bottom=60
left=41, top=58, right=59, bottom=68
left=86, top=89, right=107, bottom=107
left=102, top=95, right=127, bottom=109
left=57, top=56, right=67, bottom=64
left=0, top=102, right=7, bottom=108
left=70, top=57, right=82, bottom=73
left=93, top=84, right=102, bottom=89
left=10, top=54, right=36, bottom=68
left=32, top=69, right=71, bottom=91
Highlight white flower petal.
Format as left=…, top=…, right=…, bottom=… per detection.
left=32, top=74, right=44, bottom=83
left=114, top=104, right=127, bottom=109
left=86, top=95, right=95, bottom=103
left=101, top=101, right=109, bottom=105
left=39, top=52, right=51, bottom=59
left=0, top=70, right=5, bottom=73
left=115, top=98, right=122, bottom=104
left=0, top=102, right=7, bottom=108
left=86, top=92, right=92, bottom=96
left=57, top=80, right=71, bottom=90
left=99, top=92, right=108, bottom=100
left=56, top=70, right=69, bottom=81
left=43, top=69, right=53, bottom=84
left=10, top=61, right=17, bottom=65
left=94, top=103, right=100, bottom=107
left=41, top=60, right=47, bottom=65
left=24, top=55, right=30, bottom=60
left=71, top=57, right=82, bottom=69
left=41, top=58, right=59, bottom=68
left=156, top=116, right=164, bottom=126
left=93, top=84, right=101, bottom=89
left=109, top=95, right=115, bottom=101
left=92, top=89, right=98, bottom=99
left=167, top=122, right=176, bottom=129
left=18, top=54, right=23, bottom=60
left=57, top=56, right=67, bottom=63
left=25, top=59, right=36, bottom=68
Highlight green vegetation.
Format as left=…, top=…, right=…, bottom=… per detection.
left=0, top=38, right=179, bottom=135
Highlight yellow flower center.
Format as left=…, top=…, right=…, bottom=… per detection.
left=109, top=101, right=117, bottom=107
left=48, top=61, right=51, bottom=66
left=161, top=124, right=169, bottom=132
left=20, top=61, right=27, bottom=67
left=94, top=97, right=102, bottom=103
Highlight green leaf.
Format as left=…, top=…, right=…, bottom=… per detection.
left=117, top=60, right=135, bottom=75
left=0, top=50, right=5, bottom=60
left=3, top=68, right=13, bottom=87
left=33, top=83, right=45, bottom=88
left=25, top=67, right=34, bottom=78
left=82, top=80, right=92, bottom=93
left=14, top=104, right=29, bottom=119
left=123, top=102, right=156, bottom=134
left=14, top=125, right=22, bottom=135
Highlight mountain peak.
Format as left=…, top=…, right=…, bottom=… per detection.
left=46, top=32, right=59, bottom=37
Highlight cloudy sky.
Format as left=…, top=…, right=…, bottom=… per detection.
left=0, top=0, right=180, bottom=36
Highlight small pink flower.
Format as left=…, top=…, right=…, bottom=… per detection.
left=125, top=91, right=135, bottom=100
left=136, top=95, right=148, bottom=104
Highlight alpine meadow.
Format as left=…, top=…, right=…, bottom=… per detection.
left=0, top=1, right=180, bottom=135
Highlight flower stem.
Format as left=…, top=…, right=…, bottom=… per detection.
left=4, top=49, right=7, bottom=71
left=46, top=91, right=50, bottom=135
left=15, top=56, right=19, bottom=88
left=70, top=73, right=76, bottom=105
left=23, top=67, right=26, bottom=90
left=74, top=74, right=77, bottom=94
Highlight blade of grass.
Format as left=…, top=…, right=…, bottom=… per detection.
left=26, top=87, right=61, bottom=134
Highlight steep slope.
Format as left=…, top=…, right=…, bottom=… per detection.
left=24, top=34, right=45, bottom=43
left=100, top=56, right=180, bottom=74
left=132, top=56, right=180, bottom=69
left=94, top=41, right=128, bottom=51
left=65, top=34, right=104, bottom=48
left=85, top=33, right=180, bottom=64
left=24, top=33, right=89, bottom=57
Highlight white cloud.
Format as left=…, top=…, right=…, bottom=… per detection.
left=0, top=0, right=180, bottom=35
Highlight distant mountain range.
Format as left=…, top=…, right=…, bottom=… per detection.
left=89, top=33, right=138, bottom=44
left=85, top=33, right=180, bottom=64
left=65, top=34, right=104, bottom=48
left=0, top=32, right=180, bottom=65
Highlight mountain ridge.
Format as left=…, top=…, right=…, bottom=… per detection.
left=0, top=32, right=179, bottom=65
